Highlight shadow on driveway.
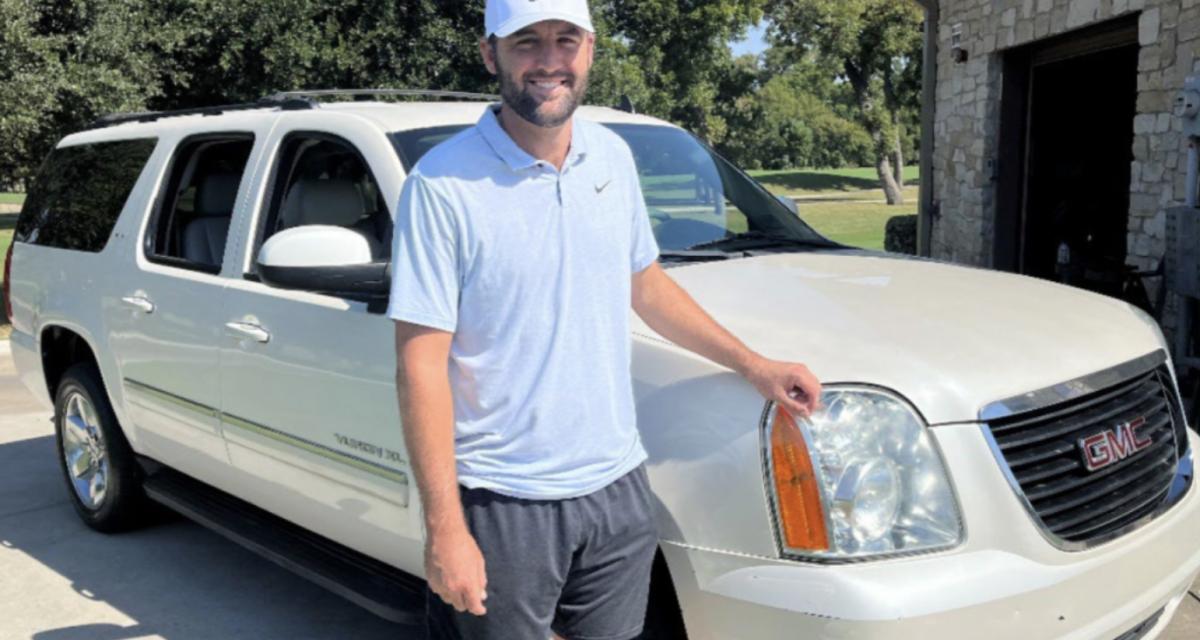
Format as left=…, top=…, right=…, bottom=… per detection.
left=0, top=432, right=421, bottom=640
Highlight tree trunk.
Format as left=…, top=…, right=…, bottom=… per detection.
left=876, top=153, right=904, bottom=205
left=892, top=126, right=904, bottom=187
left=845, top=61, right=905, bottom=205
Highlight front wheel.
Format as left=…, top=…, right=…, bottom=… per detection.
left=54, top=363, right=148, bottom=532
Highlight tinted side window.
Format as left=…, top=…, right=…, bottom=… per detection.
left=146, top=135, right=254, bottom=274
left=15, top=138, right=157, bottom=252
left=390, top=125, right=464, bottom=172
left=253, top=134, right=391, bottom=271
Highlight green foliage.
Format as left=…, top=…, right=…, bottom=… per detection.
left=145, top=0, right=491, bottom=108
left=765, top=0, right=924, bottom=196
left=588, top=0, right=766, bottom=145
left=0, top=0, right=57, bottom=188
left=718, top=55, right=873, bottom=169
left=0, top=0, right=165, bottom=188
left=0, top=0, right=924, bottom=187
left=884, top=213, right=917, bottom=254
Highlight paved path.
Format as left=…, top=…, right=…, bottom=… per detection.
left=0, top=341, right=1198, bottom=638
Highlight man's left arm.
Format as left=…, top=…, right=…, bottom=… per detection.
left=631, top=263, right=822, bottom=418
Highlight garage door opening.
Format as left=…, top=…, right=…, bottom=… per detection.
left=995, top=17, right=1139, bottom=298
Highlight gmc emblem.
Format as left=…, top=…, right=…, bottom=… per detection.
left=1079, top=416, right=1152, bottom=472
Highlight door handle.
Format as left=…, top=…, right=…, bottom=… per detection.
left=224, top=321, right=271, bottom=344
left=120, top=296, right=155, bottom=314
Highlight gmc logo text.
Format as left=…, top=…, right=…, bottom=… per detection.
left=1080, top=416, right=1152, bottom=472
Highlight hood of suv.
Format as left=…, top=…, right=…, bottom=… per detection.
left=637, top=251, right=1167, bottom=425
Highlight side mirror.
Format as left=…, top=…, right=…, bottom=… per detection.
left=776, top=195, right=799, bottom=216
left=257, top=226, right=389, bottom=296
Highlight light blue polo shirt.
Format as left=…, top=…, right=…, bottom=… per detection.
left=388, top=106, right=660, bottom=500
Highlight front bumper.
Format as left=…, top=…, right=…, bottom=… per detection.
left=663, top=428, right=1200, bottom=639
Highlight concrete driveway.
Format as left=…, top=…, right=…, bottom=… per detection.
left=0, top=342, right=414, bottom=639
left=1, top=340, right=1200, bottom=639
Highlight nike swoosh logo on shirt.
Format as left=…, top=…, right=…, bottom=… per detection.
left=595, top=180, right=612, bottom=194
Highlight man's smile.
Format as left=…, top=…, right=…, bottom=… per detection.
left=527, top=77, right=570, bottom=99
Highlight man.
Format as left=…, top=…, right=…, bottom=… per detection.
left=389, top=1, right=822, bottom=637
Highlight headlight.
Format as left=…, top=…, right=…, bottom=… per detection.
left=763, top=387, right=963, bottom=561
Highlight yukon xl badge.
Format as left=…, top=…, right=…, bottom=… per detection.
left=1079, top=416, right=1152, bottom=472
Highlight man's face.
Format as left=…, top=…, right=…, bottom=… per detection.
left=482, top=20, right=594, bottom=128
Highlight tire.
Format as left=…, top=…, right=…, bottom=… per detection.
left=53, top=362, right=148, bottom=532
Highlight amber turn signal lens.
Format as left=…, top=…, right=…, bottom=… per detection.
left=770, top=407, right=829, bottom=551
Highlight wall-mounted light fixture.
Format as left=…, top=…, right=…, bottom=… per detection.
left=951, top=23, right=968, bottom=64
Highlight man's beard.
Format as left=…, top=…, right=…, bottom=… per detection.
left=495, top=56, right=589, bottom=128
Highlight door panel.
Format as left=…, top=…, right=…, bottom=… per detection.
left=112, top=271, right=227, bottom=471
left=218, top=114, right=422, bottom=574
left=107, top=130, right=267, bottom=481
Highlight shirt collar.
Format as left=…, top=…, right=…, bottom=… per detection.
left=477, top=105, right=589, bottom=172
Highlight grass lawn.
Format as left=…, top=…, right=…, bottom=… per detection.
left=1, top=216, right=13, bottom=285
left=747, top=168, right=919, bottom=250
left=749, top=166, right=920, bottom=195
left=798, top=200, right=915, bottom=250
left=0, top=193, right=25, bottom=205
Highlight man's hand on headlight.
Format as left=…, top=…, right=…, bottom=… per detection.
left=744, top=357, right=823, bottom=419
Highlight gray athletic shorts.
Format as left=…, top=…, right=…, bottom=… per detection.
left=426, top=464, right=658, bottom=640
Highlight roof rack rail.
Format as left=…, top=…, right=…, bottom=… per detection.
left=263, top=89, right=500, bottom=102
left=84, top=89, right=495, bottom=131
left=84, top=95, right=312, bottom=131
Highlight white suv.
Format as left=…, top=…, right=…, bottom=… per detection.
left=4, top=91, right=1199, bottom=639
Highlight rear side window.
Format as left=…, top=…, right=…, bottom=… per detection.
left=145, top=134, right=254, bottom=274
left=14, top=138, right=157, bottom=252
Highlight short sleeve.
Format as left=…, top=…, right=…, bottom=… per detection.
left=628, top=162, right=660, bottom=273
left=387, top=173, right=461, bottom=332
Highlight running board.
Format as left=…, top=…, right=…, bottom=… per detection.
left=142, top=467, right=425, bottom=625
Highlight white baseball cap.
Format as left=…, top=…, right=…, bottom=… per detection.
left=485, top=0, right=595, bottom=38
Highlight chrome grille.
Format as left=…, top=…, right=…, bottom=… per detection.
left=986, top=364, right=1186, bottom=545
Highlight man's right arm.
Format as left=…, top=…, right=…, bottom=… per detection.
left=394, top=320, right=488, bottom=616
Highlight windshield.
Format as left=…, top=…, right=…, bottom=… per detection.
left=390, top=122, right=835, bottom=254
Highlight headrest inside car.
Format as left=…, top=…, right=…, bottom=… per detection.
left=282, top=179, right=367, bottom=228
left=193, top=173, right=240, bottom=217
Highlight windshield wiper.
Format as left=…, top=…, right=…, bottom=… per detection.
left=658, top=249, right=734, bottom=262
left=685, top=230, right=835, bottom=252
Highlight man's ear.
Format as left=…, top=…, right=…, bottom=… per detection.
left=479, top=37, right=499, bottom=76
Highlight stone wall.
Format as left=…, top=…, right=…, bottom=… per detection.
left=931, top=0, right=1198, bottom=284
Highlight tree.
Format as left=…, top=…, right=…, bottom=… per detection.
left=0, top=0, right=62, bottom=189
left=718, top=50, right=872, bottom=170
left=589, top=0, right=766, bottom=146
left=0, top=0, right=163, bottom=189
left=141, top=0, right=767, bottom=139
left=143, top=0, right=491, bottom=109
left=0, top=0, right=773, bottom=186
left=766, top=0, right=923, bottom=204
